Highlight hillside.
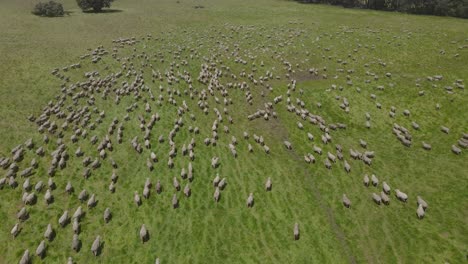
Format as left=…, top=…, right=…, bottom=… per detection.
left=0, top=0, right=467, bottom=263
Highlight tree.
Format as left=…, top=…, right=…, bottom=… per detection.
left=76, top=0, right=115, bottom=12
left=32, top=1, right=64, bottom=17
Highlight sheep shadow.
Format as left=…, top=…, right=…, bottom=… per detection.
left=83, top=9, right=123, bottom=14
left=142, top=232, right=150, bottom=243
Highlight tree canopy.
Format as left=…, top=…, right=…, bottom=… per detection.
left=294, top=0, right=468, bottom=18
left=32, top=1, right=64, bottom=17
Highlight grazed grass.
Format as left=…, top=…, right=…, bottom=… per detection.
left=0, top=0, right=467, bottom=263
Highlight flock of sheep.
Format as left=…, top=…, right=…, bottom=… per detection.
left=1, top=24, right=466, bottom=263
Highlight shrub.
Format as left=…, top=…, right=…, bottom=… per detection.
left=32, top=1, right=64, bottom=17
left=76, top=0, right=115, bottom=12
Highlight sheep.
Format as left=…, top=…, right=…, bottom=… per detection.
left=293, top=223, right=300, bottom=240
left=72, top=206, right=83, bottom=221
left=211, top=157, right=220, bottom=168
left=134, top=191, right=142, bottom=206
left=359, top=139, right=367, bottom=148
left=371, top=174, right=379, bottom=186
left=422, top=142, right=432, bottom=150
left=342, top=194, right=351, bottom=208
left=91, top=158, right=101, bottom=169
left=327, top=152, right=336, bottom=163
left=344, top=160, right=351, bottom=173
left=72, top=219, right=80, bottom=234
left=297, top=122, right=303, bottom=129
left=441, top=126, right=450, bottom=134
left=65, top=181, right=73, bottom=194
left=48, top=178, right=55, bottom=190
left=91, top=236, right=101, bottom=256
left=380, top=192, right=390, bottom=205
left=19, top=249, right=30, bottom=264
left=307, top=133, right=314, bottom=141
left=231, top=148, right=238, bottom=158
left=82, top=168, right=91, bottom=179
left=417, top=196, right=428, bottom=210
left=395, top=189, right=408, bottom=202
left=463, top=133, right=468, bottom=140
left=20, top=167, right=33, bottom=177
left=150, top=152, right=158, bottom=162
left=321, top=134, right=329, bottom=144
left=143, top=158, right=153, bottom=171
left=44, top=189, right=53, bottom=205
left=143, top=185, right=150, bottom=199
left=140, top=224, right=149, bottom=243
left=11, top=223, right=20, bottom=238
left=187, top=162, right=193, bottom=178
left=173, top=177, right=181, bottom=191
left=363, top=174, right=370, bottom=187
left=458, top=139, right=468, bottom=148
left=218, top=178, right=227, bottom=190
left=324, top=159, right=332, bottom=169
left=214, top=187, right=221, bottom=202
left=263, top=145, right=270, bottom=154
left=172, top=194, right=179, bottom=208
left=44, top=224, right=54, bottom=241
left=78, top=189, right=88, bottom=202
left=104, top=208, right=112, bottom=223
left=59, top=210, right=69, bottom=227
left=166, top=156, right=174, bottom=169
left=452, top=145, right=462, bottom=155
left=416, top=204, right=425, bottom=219
left=184, top=184, right=191, bottom=197
left=156, top=180, right=162, bottom=194
left=362, top=155, right=372, bottom=165
left=265, top=177, right=272, bottom=191
left=350, top=149, right=359, bottom=160
left=284, top=141, right=292, bottom=150
left=401, top=138, right=412, bottom=147
left=246, top=193, right=254, bottom=207
left=72, top=234, right=81, bottom=252
left=36, top=240, right=46, bottom=258
left=313, top=146, right=322, bottom=155
left=382, top=182, right=391, bottom=194
left=24, top=192, right=36, bottom=205
left=372, top=193, right=382, bottom=205
left=87, top=194, right=97, bottom=208
left=17, top=207, right=29, bottom=221
left=99, top=149, right=106, bottom=159
left=9, top=176, right=18, bottom=188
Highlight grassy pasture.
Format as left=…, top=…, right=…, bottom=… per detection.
left=0, top=0, right=467, bottom=263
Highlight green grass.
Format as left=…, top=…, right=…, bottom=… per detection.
left=0, top=0, right=467, bottom=263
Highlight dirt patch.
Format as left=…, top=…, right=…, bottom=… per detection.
left=292, top=70, right=322, bottom=82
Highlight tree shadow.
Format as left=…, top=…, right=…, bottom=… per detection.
left=83, top=9, right=123, bottom=14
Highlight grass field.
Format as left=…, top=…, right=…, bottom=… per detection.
left=0, top=0, right=467, bottom=263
